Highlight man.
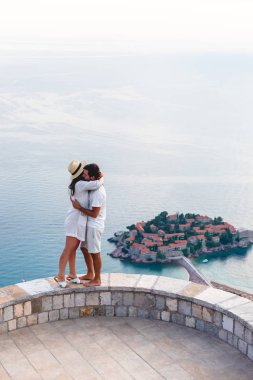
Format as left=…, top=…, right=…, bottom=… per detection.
left=72, top=163, right=106, bottom=287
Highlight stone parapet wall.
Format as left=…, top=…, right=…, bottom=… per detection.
left=0, top=273, right=252, bottom=362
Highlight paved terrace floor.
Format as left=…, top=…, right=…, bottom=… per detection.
left=0, top=317, right=253, bottom=380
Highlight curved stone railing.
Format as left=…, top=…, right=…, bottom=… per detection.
left=0, top=273, right=252, bottom=362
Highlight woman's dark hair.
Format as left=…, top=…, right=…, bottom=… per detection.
left=69, top=172, right=84, bottom=196
left=84, top=163, right=101, bottom=180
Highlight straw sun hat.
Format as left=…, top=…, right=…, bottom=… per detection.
left=68, top=160, right=86, bottom=180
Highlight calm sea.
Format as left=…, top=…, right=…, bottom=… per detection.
left=0, top=51, right=253, bottom=292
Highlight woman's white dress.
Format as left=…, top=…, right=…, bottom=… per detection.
left=64, top=180, right=101, bottom=241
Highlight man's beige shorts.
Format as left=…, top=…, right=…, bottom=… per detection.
left=81, top=227, right=102, bottom=253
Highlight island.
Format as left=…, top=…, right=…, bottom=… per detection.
left=108, top=212, right=253, bottom=263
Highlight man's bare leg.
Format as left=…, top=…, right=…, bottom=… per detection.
left=84, top=252, right=101, bottom=287
left=79, top=247, right=95, bottom=280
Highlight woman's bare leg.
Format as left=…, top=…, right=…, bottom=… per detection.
left=57, top=236, right=80, bottom=280
left=68, top=250, right=77, bottom=278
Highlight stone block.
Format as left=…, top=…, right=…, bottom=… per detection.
left=111, top=292, right=123, bottom=306
left=0, top=322, right=8, bottom=334
left=123, top=292, right=133, bottom=306
left=24, top=301, right=32, bottom=316
left=86, top=292, right=99, bottom=306
left=0, top=308, right=2, bottom=323
left=53, top=295, right=63, bottom=309
left=234, top=321, right=244, bottom=340
left=80, top=306, right=94, bottom=317
left=204, top=322, right=218, bottom=336
left=60, top=308, right=69, bottom=320
left=100, top=292, right=111, bottom=305
left=196, top=320, right=205, bottom=332
left=27, top=314, right=38, bottom=326
left=64, top=294, right=75, bottom=308
left=222, top=315, right=234, bottom=333
left=105, top=306, right=115, bottom=317
left=115, top=306, right=127, bottom=317
left=156, top=295, right=165, bottom=310
left=94, top=306, right=104, bottom=316
left=245, top=329, right=253, bottom=345
left=248, top=344, right=253, bottom=361
left=14, top=303, right=23, bottom=318
left=42, top=296, right=53, bottom=312
left=31, top=298, right=42, bottom=314
left=185, top=316, right=195, bottom=328
left=49, top=310, right=60, bottom=322
left=134, top=293, right=146, bottom=308
left=213, top=311, right=222, bottom=327
left=128, top=306, right=137, bottom=317
left=69, top=308, right=80, bottom=319
left=161, top=311, right=170, bottom=322
left=4, top=306, right=13, bottom=321
left=178, top=300, right=191, bottom=316
left=166, top=298, right=177, bottom=312
left=227, top=332, right=238, bottom=347
left=137, top=308, right=149, bottom=319
left=202, top=307, right=214, bottom=323
left=75, top=293, right=85, bottom=307
left=171, top=313, right=185, bottom=326
left=38, top=312, right=49, bottom=324
left=8, top=319, right=17, bottom=331
left=218, top=329, right=228, bottom=342
left=238, top=339, right=247, bottom=355
left=150, top=310, right=161, bottom=320
left=192, top=304, right=202, bottom=319
left=17, top=317, right=27, bottom=329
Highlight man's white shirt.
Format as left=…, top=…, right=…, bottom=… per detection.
left=87, top=186, right=106, bottom=232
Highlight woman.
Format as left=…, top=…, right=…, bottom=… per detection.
left=54, top=159, right=103, bottom=288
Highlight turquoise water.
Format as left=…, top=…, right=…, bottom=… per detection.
left=0, top=51, right=253, bottom=292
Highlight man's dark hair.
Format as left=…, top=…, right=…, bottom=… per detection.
left=84, top=163, right=101, bottom=180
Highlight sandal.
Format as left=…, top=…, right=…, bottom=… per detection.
left=70, top=277, right=81, bottom=284
left=54, top=276, right=69, bottom=288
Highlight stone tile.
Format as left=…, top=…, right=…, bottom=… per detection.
left=75, top=293, right=85, bottom=307
left=134, top=274, right=158, bottom=291
left=86, top=292, right=99, bottom=306
left=216, top=295, right=250, bottom=312
left=42, top=296, right=53, bottom=311
left=0, top=363, right=11, bottom=379
left=8, top=319, right=17, bottom=331
left=109, top=273, right=140, bottom=289
left=192, top=303, right=202, bottom=319
left=38, top=312, right=49, bottom=324
left=17, top=317, right=27, bottom=329
left=234, top=320, right=245, bottom=339
left=166, top=297, right=178, bottom=312
left=24, top=301, right=32, bottom=316
left=64, top=293, right=75, bottom=308
left=1, top=285, right=29, bottom=303
left=178, top=300, right=192, bottom=316
left=223, top=315, right=234, bottom=333
left=17, top=278, right=54, bottom=295
left=27, top=314, right=38, bottom=326
left=179, top=282, right=207, bottom=298
left=3, top=306, right=13, bottom=321
left=100, top=292, right=111, bottom=305
left=53, top=294, right=64, bottom=309
left=153, top=276, right=189, bottom=295
left=14, top=303, right=24, bottom=318
left=195, top=287, right=234, bottom=307
left=123, top=292, right=134, bottom=306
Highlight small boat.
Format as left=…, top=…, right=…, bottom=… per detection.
left=202, top=259, right=208, bottom=263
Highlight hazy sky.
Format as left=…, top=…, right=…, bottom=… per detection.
left=1, top=0, right=253, bottom=53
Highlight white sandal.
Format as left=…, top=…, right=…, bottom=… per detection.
left=70, top=277, right=81, bottom=284
left=54, top=276, right=69, bottom=288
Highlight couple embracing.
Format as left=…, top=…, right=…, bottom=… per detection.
left=54, top=160, right=106, bottom=288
